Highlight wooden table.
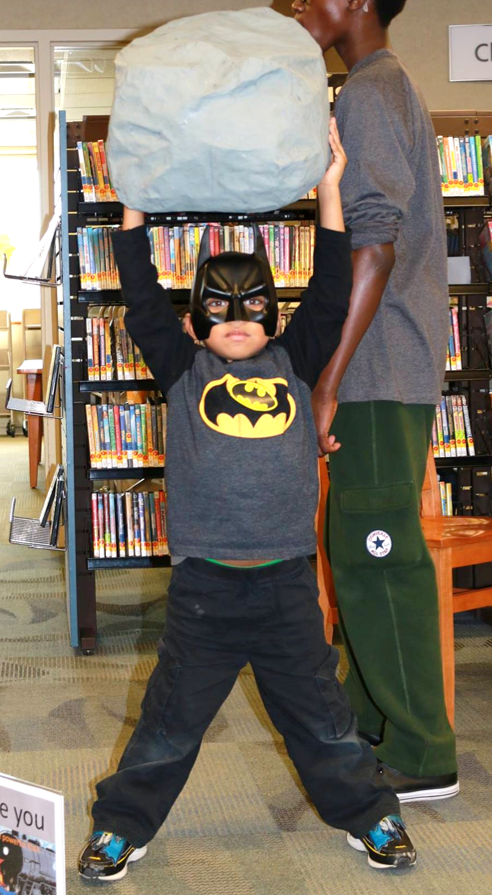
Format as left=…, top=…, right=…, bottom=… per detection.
left=17, top=359, right=43, bottom=489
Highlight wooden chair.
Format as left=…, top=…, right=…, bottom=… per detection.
left=316, top=452, right=492, bottom=727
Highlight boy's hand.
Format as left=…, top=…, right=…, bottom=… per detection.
left=318, top=118, right=347, bottom=191
left=311, top=390, right=341, bottom=456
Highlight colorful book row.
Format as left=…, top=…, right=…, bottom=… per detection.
left=446, top=307, right=462, bottom=372
left=436, top=134, right=486, bottom=197
left=77, top=140, right=118, bottom=203
left=432, top=395, right=475, bottom=459
left=77, top=227, right=120, bottom=291
left=91, top=489, right=168, bottom=558
left=148, top=222, right=316, bottom=289
left=86, top=311, right=152, bottom=381
left=76, top=223, right=316, bottom=293
left=86, top=402, right=167, bottom=469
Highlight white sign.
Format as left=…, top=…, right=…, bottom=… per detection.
left=0, top=773, right=65, bottom=895
left=449, top=25, right=492, bottom=82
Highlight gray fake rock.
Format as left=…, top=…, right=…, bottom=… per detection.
left=107, top=7, right=329, bottom=213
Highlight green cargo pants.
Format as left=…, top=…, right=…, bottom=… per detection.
left=327, top=401, right=457, bottom=777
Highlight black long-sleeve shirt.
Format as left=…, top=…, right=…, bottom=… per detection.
left=113, top=225, right=351, bottom=559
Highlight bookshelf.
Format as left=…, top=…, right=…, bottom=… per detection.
left=58, top=112, right=319, bottom=653
left=437, top=180, right=492, bottom=579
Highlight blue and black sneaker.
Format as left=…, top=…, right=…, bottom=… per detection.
left=78, top=831, right=147, bottom=881
left=347, top=815, right=417, bottom=870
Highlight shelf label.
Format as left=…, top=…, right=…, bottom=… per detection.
left=449, top=25, right=492, bottom=82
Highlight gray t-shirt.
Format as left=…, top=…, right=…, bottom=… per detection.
left=335, top=49, right=448, bottom=406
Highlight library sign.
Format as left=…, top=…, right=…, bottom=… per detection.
left=449, top=25, right=492, bottom=82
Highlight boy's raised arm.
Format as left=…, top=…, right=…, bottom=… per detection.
left=112, top=207, right=197, bottom=396
left=277, top=119, right=351, bottom=391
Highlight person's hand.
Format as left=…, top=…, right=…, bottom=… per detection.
left=311, top=386, right=341, bottom=456
left=318, top=118, right=347, bottom=191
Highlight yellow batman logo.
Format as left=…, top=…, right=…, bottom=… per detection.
left=199, top=373, right=296, bottom=438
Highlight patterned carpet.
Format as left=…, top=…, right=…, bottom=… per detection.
left=1, top=436, right=492, bottom=894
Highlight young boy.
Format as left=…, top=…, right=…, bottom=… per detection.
left=78, top=119, right=416, bottom=881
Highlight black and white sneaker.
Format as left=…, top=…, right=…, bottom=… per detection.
left=347, top=815, right=417, bottom=870
left=78, top=831, right=147, bottom=881
left=376, top=761, right=459, bottom=803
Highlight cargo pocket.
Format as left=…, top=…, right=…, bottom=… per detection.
left=338, top=481, right=423, bottom=569
left=315, top=651, right=352, bottom=739
left=141, top=650, right=181, bottom=734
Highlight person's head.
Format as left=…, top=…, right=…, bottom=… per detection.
left=291, top=0, right=407, bottom=52
left=184, top=225, right=281, bottom=361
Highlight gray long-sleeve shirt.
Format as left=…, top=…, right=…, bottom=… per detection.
left=335, top=49, right=448, bottom=406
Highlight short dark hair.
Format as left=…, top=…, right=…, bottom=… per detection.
left=374, top=0, right=407, bottom=27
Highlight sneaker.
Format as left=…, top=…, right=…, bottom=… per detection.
left=376, top=761, right=459, bottom=803
left=78, top=831, right=147, bottom=881
left=347, top=815, right=417, bottom=870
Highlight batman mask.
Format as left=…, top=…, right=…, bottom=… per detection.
left=190, top=224, right=278, bottom=340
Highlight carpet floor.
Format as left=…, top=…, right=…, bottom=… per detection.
left=1, top=437, right=492, bottom=894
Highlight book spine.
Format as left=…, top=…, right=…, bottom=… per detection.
left=431, top=418, right=439, bottom=459
left=113, top=405, right=123, bottom=469
left=92, top=142, right=106, bottom=202
left=133, top=493, right=141, bottom=557
left=99, top=316, right=106, bottom=379
left=129, top=404, right=138, bottom=466
left=135, top=404, right=144, bottom=468
left=103, top=492, right=111, bottom=557
left=77, top=141, right=90, bottom=202
left=141, top=404, right=149, bottom=467
left=469, top=135, right=479, bottom=189
left=453, top=137, right=463, bottom=192
left=159, top=490, right=169, bottom=554
left=77, top=228, right=87, bottom=289
left=440, top=397, right=451, bottom=457
left=102, top=404, right=112, bottom=468
left=119, top=404, right=128, bottom=468
left=143, top=493, right=153, bottom=556
left=459, top=138, right=468, bottom=194
left=108, top=406, right=117, bottom=467
left=435, top=403, right=445, bottom=457
left=82, top=143, right=97, bottom=201
left=439, top=480, right=447, bottom=516
left=446, top=482, right=453, bottom=517
left=448, top=314, right=457, bottom=371
left=149, top=492, right=159, bottom=556
left=124, top=405, right=133, bottom=468
left=475, top=134, right=484, bottom=191
left=156, top=404, right=164, bottom=466
left=86, top=317, right=94, bottom=380
left=460, top=394, right=476, bottom=456
left=91, top=406, right=102, bottom=469
left=452, top=395, right=466, bottom=457
left=105, top=317, right=113, bottom=379
left=154, top=491, right=163, bottom=556
left=445, top=396, right=457, bottom=457
left=125, top=493, right=135, bottom=557
left=451, top=307, right=462, bottom=370
left=464, top=136, right=474, bottom=184
left=138, top=493, right=147, bottom=557
left=108, top=492, right=117, bottom=558
left=116, top=493, right=126, bottom=557
left=97, top=140, right=112, bottom=201
left=91, top=493, right=99, bottom=556
left=86, top=404, right=96, bottom=468
left=98, top=494, right=105, bottom=557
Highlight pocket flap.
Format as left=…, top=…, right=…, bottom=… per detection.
left=341, top=482, right=413, bottom=513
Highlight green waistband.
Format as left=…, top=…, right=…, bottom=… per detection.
left=205, top=558, right=284, bottom=569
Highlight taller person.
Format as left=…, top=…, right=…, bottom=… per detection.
left=292, top=0, right=458, bottom=801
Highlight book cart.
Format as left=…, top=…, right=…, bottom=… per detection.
left=58, top=111, right=318, bottom=654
